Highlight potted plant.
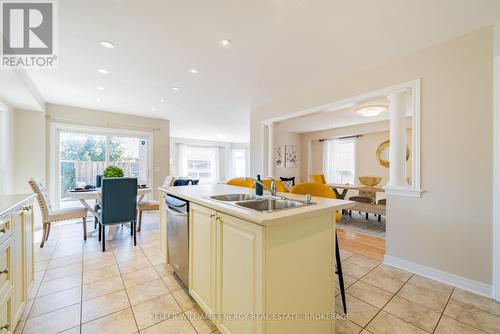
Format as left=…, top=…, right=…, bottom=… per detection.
left=103, top=166, right=124, bottom=178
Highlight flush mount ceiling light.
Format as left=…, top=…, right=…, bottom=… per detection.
left=160, top=99, right=166, bottom=103
left=97, top=87, right=105, bottom=91
left=190, top=68, right=199, bottom=74
left=100, top=40, right=115, bottom=49
left=172, top=87, right=180, bottom=91
left=97, top=69, right=109, bottom=74
left=355, top=105, right=387, bottom=117
left=219, top=39, right=231, bottom=47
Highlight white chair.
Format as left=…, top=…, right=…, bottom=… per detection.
left=29, top=178, right=88, bottom=247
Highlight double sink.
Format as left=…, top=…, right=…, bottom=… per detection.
left=209, top=193, right=313, bottom=213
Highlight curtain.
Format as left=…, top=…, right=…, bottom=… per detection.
left=229, top=143, right=249, bottom=178
left=210, top=146, right=220, bottom=183
left=323, top=138, right=357, bottom=184
left=177, top=143, right=188, bottom=177
left=323, top=140, right=336, bottom=183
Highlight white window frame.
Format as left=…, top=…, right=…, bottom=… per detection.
left=49, top=122, right=153, bottom=208
left=176, top=144, right=220, bottom=184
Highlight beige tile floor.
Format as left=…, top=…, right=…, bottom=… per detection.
left=14, top=212, right=500, bottom=334
left=16, top=212, right=218, bottom=334
left=336, top=250, right=500, bottom=333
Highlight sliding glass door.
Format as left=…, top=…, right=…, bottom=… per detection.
left=57, top=129, right=150, bottom=207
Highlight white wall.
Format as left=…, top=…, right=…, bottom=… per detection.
left=273, top=130, right=301, bottom=180
left=250, top=28, right=494, bottom=288
left=0, top=102, right=15, bottom=195
left=46, top=104, right=170, bottom=200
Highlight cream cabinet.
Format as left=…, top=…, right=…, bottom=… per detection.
left=189, top=204, right=217, bottom=315
left=216, top=212, right=264, bottom=334
left=187, top=202, right=336, bottom=334
left=0, top=195, right=35, bottom=334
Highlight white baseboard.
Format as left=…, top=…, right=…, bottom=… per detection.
left=384, top=255, right=493, bottom=298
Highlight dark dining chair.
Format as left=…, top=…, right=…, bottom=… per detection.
left=98, top=177, right=138, bottom=252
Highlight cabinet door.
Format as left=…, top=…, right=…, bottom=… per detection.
left=217, top=213, right=264, bottom=334
left=189, top=204, right=217, bottom=315
left=22, top=205, right=34, bottom=294
left=9, top=209, right=25, bottom=325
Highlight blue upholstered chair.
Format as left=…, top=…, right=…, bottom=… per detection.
left=98, top=177, right=138, bottom=252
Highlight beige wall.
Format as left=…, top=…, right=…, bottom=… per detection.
left=45, top=104, right=170, bottom=200
left=0, top=103, right=15, bottom=195
left=274, top=130, right=301, bottom=180
left=14, top=109, right=46, bottom=194
left=250, top=28, right=494, bottom=285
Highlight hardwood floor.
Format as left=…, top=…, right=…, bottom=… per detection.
left=337, top=228, right=385, bottom=261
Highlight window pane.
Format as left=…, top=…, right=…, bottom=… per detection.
left=59, top=132, right=106, bottom=201
left=231, top=148, right=247, bottom=177
left=179, top=145, right=218, bottom=184
left=110, top=137, right=148, bottom=185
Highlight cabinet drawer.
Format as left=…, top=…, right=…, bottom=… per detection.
left=0, top=240, right=12, bottom=296
left=0, top=291, right=12, bottom=334
left=0, top=217, right=11, bottom=247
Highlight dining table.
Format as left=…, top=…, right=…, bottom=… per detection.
left=69, top=187, right=152, bottom=238
left=326, top=183, right=385, bottom=200
left=326, top=183, right=386, bottom=217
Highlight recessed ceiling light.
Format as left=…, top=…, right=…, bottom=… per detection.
left=219, top=39, right=231, bottom=47
left=100, top=40, right=115, bottom=49
left=355, top=105, right=387, bottom=117
left=97, top=98, right=102, bottom=102
left=151, top=107, right=155, bottom=112
left=190, top=68, right=199, bottom=74
left=97, top=87, right=104, bottom=91
left=172, top=87, right=180, bottom=91
left=97, top=69, right=109, bottom=75
left=160, top=99, right=166, bottom=103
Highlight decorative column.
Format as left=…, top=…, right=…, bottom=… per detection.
left=307, top=139, right=313, bottom=181
left=268, top=122, right=275, bottom=177
left=260, top=123, right=266, bottom=176
left=388, top=90, right=409, bottom=187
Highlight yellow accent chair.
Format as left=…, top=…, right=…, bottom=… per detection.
left=226, top=177, right=255, bottom=188
left=262, top=179, right=288, bottom=193
left=289, top=181, right=347, bottom=313
left=312, top=173, right=327, bottom=184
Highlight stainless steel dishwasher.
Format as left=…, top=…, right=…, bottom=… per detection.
left=166, top=195, right=189, bottom=286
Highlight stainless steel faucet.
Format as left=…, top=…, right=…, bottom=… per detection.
left=245, top=177, right=279, bottom=197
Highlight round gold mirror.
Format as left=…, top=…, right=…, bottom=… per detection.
left=376, top=140, right=410, bottom=168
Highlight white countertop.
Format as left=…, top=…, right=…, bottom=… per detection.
left=158, top=184, right=354, bottom=226
left=0, top=193, right=36, bottom=217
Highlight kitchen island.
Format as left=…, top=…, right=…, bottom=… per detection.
left=159, top=184, right=354, bottom=334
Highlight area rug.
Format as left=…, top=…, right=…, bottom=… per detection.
left=337, top=212, right=386, bottom=238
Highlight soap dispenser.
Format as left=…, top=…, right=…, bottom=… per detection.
left=256, top=175, right=263, bottom=196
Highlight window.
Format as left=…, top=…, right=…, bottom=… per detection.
left=230, top=147, right=248, bottom=177
left=323, top=138, right=356, bottom=184
left=178, top=144, right=219, bottom=184
left=58, top=131, right=150, bottom=204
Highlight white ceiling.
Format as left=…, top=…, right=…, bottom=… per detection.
left=19, top=0, right=500, bottom=142
left=276, top=98, right=392, bottom=133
